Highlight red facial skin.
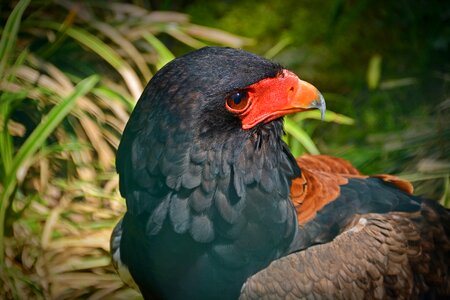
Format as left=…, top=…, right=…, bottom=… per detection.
left=225, top=69, right=325, bottom=129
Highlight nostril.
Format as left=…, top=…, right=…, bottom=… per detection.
left=289, top=86, right=295, bottom=92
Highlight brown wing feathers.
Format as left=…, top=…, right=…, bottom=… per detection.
left=240, top=202, right=450, bottom=299
left=291, top=155, right=361, bottom=224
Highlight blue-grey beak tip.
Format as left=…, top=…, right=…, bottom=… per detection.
left=319, top=93, right=326, bottom=121
left=311, top=93, right=326, bottom=121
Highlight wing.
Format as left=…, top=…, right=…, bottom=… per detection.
left=288, top=155, right=419, bottom=252
left=291, top=155, right=414, bottom=225
left=240, top=200, right=450, bottom=299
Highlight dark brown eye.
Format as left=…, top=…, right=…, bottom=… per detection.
left=226, top=91, right=249, bottom=111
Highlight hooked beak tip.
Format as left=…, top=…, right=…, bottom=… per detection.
left=310, top=93, right=326, bottom=121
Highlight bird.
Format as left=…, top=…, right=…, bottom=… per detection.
left=111, top=46, right=450, bottom=300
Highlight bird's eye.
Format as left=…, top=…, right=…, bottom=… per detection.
left=226, top=91, right=249, bottom=111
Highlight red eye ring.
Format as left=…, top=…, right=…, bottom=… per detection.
left=226, top=90, right=250, bottom=112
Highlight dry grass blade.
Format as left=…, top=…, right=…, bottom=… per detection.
left=140, top=11, right=190, bottom=24
left=111, top=3, right=189, bottom=23
left=47, top=231, right=111, bottom=251
left=184, top=24, right=254, bottom=47
left=49, top=256, right=111, bottom=274
left=78, top=115, right=115, bottom=168
left=165, top=26, right=207, bottom=49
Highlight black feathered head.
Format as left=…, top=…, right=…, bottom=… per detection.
left=116, top=47, right=325, bottom=222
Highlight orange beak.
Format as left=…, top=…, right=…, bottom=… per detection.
left=241, top=70, right=325, bottom=129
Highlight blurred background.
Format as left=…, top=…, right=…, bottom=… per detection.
left=0, top=0, right=448, bottom=299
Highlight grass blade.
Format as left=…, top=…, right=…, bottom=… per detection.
left=264, top=37, right=292, bottom=59
left=183, top=24, right=253, bottom=47
left=0, top=0, right=31, bottom=80
left=142, top=33, right=175, bottom=70
left=367, top=54, right=382, bottom=90
left=441, top=176, right=449, bottom=207
left=284, top=117, right=320, bottom=154
left=293, top=110, right=354, bottom=125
